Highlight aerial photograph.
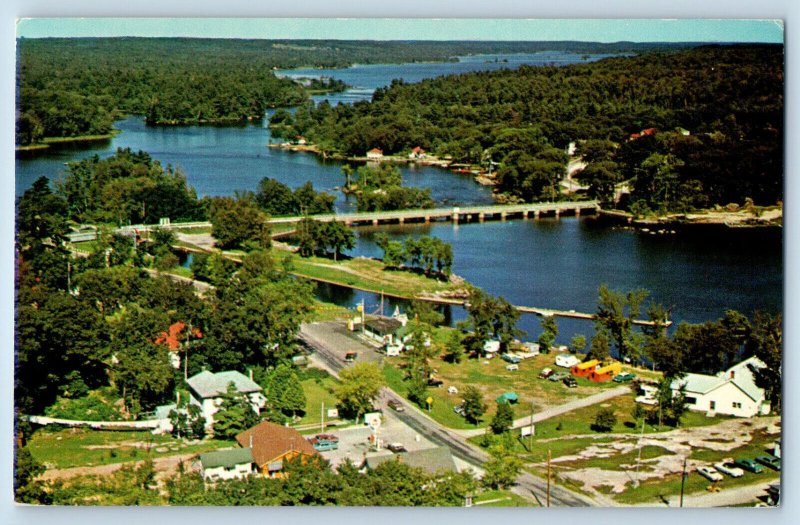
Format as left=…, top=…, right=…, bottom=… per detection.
left=13, top=17, right=783, bottom=508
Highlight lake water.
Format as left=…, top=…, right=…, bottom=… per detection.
left=15, top=53, right=783, bottom=344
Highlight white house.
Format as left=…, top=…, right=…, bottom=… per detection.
left=555, top=354, right=581, bottom=368
left=197, top=448, right=254, bottom=481
left=366, top=148, right=383, bottom=160
left=671, top=357, right=771, bottom=418
left=187, top=370, right=267, bottom=429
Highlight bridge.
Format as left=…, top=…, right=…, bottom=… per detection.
left=99, top=200, right=598, bottom=240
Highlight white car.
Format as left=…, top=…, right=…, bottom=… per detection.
left=697, top=465, right=724, bottom=482
left=714, top=461, right=744, bottom=478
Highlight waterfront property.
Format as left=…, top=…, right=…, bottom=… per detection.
left=671, top=357, right=771, bottom=417
left=187, top=370, right=266, bottom=429
left=235, top=421, right=319, bottom=478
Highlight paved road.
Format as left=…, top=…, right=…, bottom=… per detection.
left=299, top=322, right=597, bottom=507
left=457, top=385, right=632, bottom=439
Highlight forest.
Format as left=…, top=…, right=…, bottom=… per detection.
left=16, top=37, right=691, bottom=144
left=272, top=44, right=784, bottom=210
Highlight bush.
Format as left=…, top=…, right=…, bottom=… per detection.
left=44, top=388, right=125, bottom=422
left=591, top=408, right=617, bottom=432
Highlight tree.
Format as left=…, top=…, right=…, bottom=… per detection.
left=442, top=331, right=465, bottom=364
left=267, top=364, right=306, bottom=418
left=537, top=315, right=559, bottom=353
left=461, top=386, right=486, bottom=425
left=114, top=343, right=176, bottom=415
left=464, top=289, right=521, bottom=353
left=490, top=401, right=515, bottom=435
left=406, top=300, right=445, bottom=327
left=14, top=447, right=50, bottom=504
left=595, top=284, right=648, bottom=363
left=321, top=221, right=355, bottom=261
left=208, top=197, right=271, bottom=250
left=592, top=408, right=617, bottom=432
left=334, top=362, right=384, bottom=420
left=748, top=312, right=782, bottom=411
left=482, top=446, right=523, bottom=489
left=212, top=383, right=260, bottom=439
left=570, top=334, right=587, bottom=354
left=586, top=329, right=611, bottom=362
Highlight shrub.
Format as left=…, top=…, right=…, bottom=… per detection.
left=592, top=408, right=617, bottom=432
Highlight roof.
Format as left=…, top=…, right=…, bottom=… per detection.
left=496, top=392, right=518, bottom=403
left=365, top=446, right=457, bottom=475
left=575, top=359, right=600, bottom=369
left=236, top=421, right=318, bottom=467
left=200, top=448, right=254, bottom=470
left=187, top=370, right=262, bottom=400
left=154, top=403, right=177, bottom=420
left=365, top=317, right=403, bottom=335
left=671, top=357, right=766, bottom=401
left=367, top=148, right=383, bottom=154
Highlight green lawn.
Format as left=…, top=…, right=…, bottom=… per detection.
left=310, top=300, right=353, bottom=322
left=473, top=489, right=536, bottom=507
left=28, top=427, right=236, bottom=470
left=293, top=375, right=341, bottom=428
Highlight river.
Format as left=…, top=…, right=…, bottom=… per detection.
left=15, top=52, right=783, bottom=344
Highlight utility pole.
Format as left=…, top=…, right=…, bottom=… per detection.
left=546, top=449, right=551, bottom=508
left=321, top=401, right=325, bottom=433
left=679, top=457, right=687, bottom=508
left=529, top=402, right=534, bottom=451
left=634, top=416, right=645, bottom=487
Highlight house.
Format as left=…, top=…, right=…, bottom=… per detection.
left=555, top=354, right=581, bottom=368
left=187, top=370, right=266, bottom=429
left=362, top=317, right=404, bottom=345
left=571, top=359, right=600, bottom=377
left=363, top=446, right=458, bottom=475
left=589, top=362, right=622, bottom=382
left=197, top=448, right=254, bottom=481
left=408, top=146, right=426, bottom=159
left=155, top=321, right=203, bottom=369
left=236, top=421, right=319, bottom=478
left=366, top=148, right=383, bottom=160
left=670, top=357, right=771, bottom=417
left=635, top=383, right=659, bottom=405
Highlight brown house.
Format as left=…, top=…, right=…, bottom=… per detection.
left=235, top=421, right=318, bottom=477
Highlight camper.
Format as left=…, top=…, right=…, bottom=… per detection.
left=571, top=359, right=600, bottom=377
left=589, top=362, right=623, bottom=382
left=555, top=354, right=581, bottom=368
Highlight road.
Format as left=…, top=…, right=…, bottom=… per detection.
left=298, top=322, right=597, bottom=507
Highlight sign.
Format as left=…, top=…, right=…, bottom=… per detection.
left=364, top=412, right=382, bottom=429
left=426, top=397, right=433, bottom=405
left=327, top=408, right=339, bottom=419
left=521, top=425, right=535, bottom=437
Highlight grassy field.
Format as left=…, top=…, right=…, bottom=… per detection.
left=293, top=375, right=341, bottom=428
left=473, top=488, right=535, bottom=507
left=287, top=252, right=465, bottom=299
left=28, top=427, right=236, bottom=470
left=309, top=300, right=353, bottom=322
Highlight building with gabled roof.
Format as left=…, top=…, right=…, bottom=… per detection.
left=236, top=421, right=318, bottom=477
left=363, top=446, right=458, bottom=475
left=671, top=356, right=771, bottom=417
left=366, top=148, right=384, bottom=159
left=187, top=370, right=266, bottom=429
left=196, top=448, right=254, bottom=481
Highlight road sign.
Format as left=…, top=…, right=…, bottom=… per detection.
left=521, top=426, right=535, bottom=437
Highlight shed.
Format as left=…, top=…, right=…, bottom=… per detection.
left=496, top=392, right=519, bottom=404
left=589, top=362, right=622, bottom=382
left=571, top=359, right=600, bottom=377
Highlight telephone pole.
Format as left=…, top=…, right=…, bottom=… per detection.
left=546, top=449, right=551, bottom=508
left=679, top=456, right=688, bottom=507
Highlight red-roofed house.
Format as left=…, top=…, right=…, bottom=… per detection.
left=236, top=421, right=319, bottom=478
left=155, top=321, right=203, bottom=369
left=409, top=146, right=426, bottom=159
left=366, top=148, right=383, bottom=160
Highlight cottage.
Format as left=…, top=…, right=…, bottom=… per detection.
left=571, top=359, right=600, bottom=377
left=187, top=370, right=266, bottom=429
left=363, top=446, right=458, bottom=475
left=670, top=357, right=770, bottom=417
left=197, top=448, right=254, bottom=481
left=408, top=146, right=426, bottom=159
left=589, top=362, right=622, bottom=382
left=366, top=148, right=384, bottom=160
left=236, top=421, right=319, bottom=478
left=363, top=317, right=404, bottom=345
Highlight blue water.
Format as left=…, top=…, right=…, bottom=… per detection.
left=15, top=53, right=783, bottom=343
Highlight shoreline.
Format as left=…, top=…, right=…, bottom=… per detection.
left=596, top=208, right=783, bottom=231
left=16, top=131, right=119, bottom=152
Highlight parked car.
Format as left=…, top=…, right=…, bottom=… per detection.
left=502, top=354, right=522, bottom=364
left=714, top=461, right=744, bottom=478
left=538, top=368, right=554, bottom=379
left=755, top=455, right=781, bottom=471
left=563, top=376, right=578, bottom=388
left=506, top=364, right=519, bottom=372
left=387, top=400, right=405, bottom=412
left=447, top=386, right=458, bottom=395
left=387, top=443, right=407, bottom=453
left=613, top=373, right=636, bottom=383
left=696, top=466, right=723, bottom=482
left=549, top=372, right=570, bottom=382
left=734, top=459, right=764, bottom=473
left=308, top=434, right=339, bottom=451
left=453, top=404, right=466, bottom=416
left=344, top=352, right=357, bottom=362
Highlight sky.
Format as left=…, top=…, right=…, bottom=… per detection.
left=16, top=18, right=784, bottom=43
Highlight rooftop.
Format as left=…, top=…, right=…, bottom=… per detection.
left=187, top=370, right=262, bottom=400
left=199, top=448, right=254, bottom=470
left=672, top=357, right=767, bottom=401
left=236, top=421, right=318, bottom=467
left=364, top=446, right=457, bottom=475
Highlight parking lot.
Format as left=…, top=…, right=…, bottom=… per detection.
left=314, top=409, right=438, bottom=469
